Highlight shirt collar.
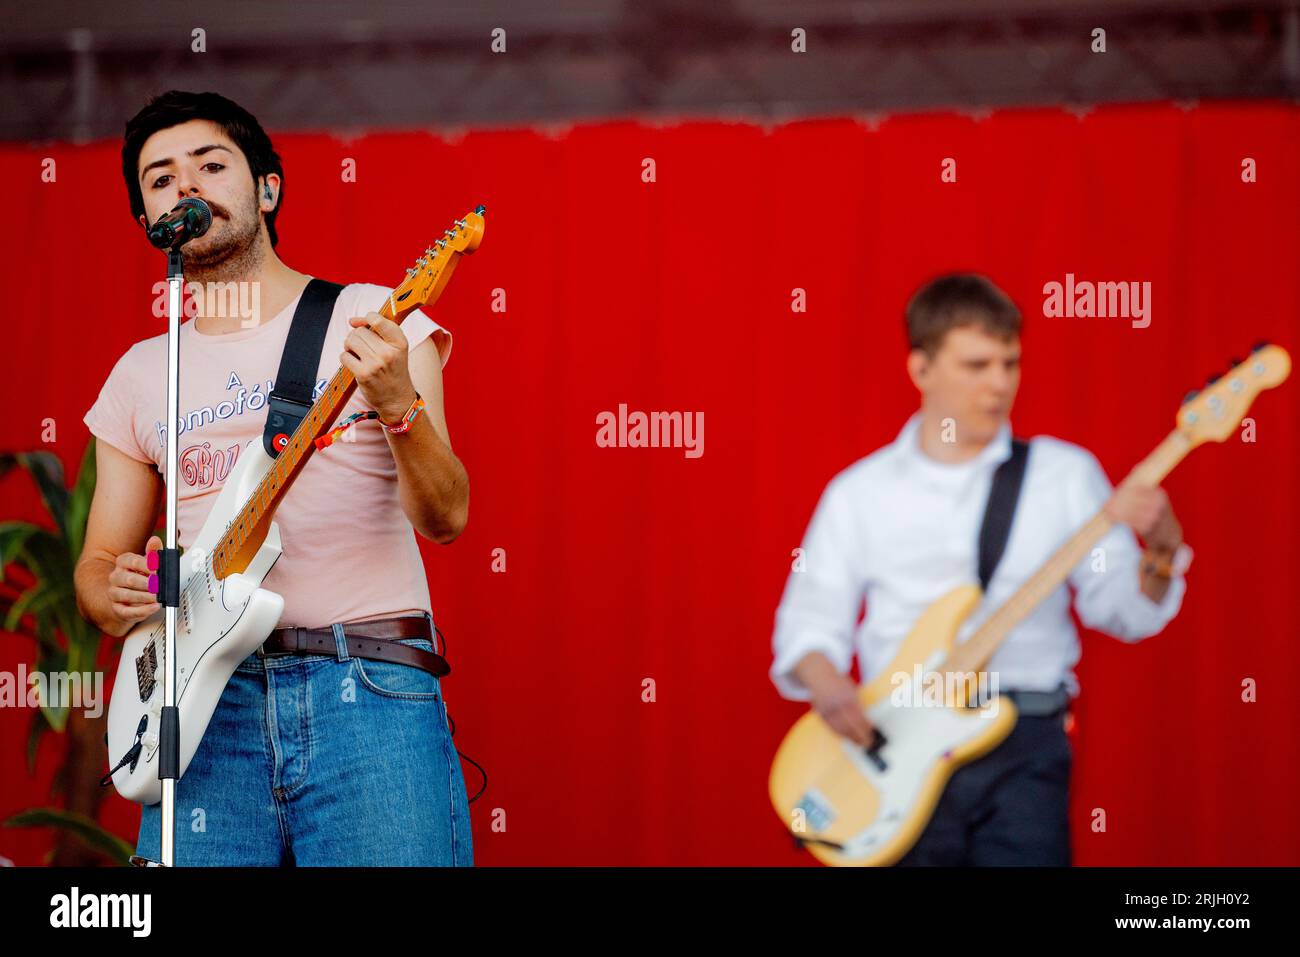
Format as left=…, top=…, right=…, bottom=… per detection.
left=893, top=411, right=1014, bottom=470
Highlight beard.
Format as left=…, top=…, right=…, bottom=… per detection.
left=179, top=190, right=266, bottom=282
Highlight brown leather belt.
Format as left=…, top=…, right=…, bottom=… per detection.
left=256, top=615, right=450, bottom=677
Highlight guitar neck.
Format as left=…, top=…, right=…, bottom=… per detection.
left=209, top=288, right=438, bottom=581
left=943, top=428, right=1193, bottom=677
left=198, top=205, right=485, bottom=580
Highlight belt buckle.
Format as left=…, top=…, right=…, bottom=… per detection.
left=259, top=627, right=309, bottom=659
left=256, top=630, right=290, bottom=659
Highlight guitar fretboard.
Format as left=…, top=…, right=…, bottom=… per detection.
left=209, top=295, right=405, bottom=580
left=943, top=429, right=1193, bottom=678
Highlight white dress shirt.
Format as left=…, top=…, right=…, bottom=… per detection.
left=771, top=412, right=1187, bottom=701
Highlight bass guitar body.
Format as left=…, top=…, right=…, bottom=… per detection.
left=769, top=584, right=1019, bottom=866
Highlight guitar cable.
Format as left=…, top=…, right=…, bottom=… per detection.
left=434, top=623, right=488, bottom=804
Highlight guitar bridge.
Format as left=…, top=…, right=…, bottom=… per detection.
left=136, top=639, right=158, bottom=702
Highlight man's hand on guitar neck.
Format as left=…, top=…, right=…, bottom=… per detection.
left=794, top=652, right=875, bottom=747
left=341, top=312, right=469, bottom=544
left=1103, top=477, right=1185, bottom=604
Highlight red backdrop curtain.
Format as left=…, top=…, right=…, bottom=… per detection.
left=2, top=101, right=1297, bottom=865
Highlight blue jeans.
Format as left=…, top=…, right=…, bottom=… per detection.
left=135, top=613, right=473, bottom=866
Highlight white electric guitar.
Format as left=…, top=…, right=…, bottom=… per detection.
left=104, top=207, right=485, bottom=805
left=769, top=344, right=1291, bottom=865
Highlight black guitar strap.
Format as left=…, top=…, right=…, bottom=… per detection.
left=976, top=438, right=1030, bottom=592
left=262, top=279, right=345, bottom=458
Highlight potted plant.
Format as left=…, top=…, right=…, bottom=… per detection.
left=1, top=440, right=134, bottom=865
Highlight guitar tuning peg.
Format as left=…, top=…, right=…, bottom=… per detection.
left=1252, top=340, right=1270, bottom=353
left=1204, top=374, right=1221, bottom=386
left=1227, top=356, right=1244, bottom=369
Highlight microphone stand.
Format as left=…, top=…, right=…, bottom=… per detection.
left=129, top=244, right=186, bottom=867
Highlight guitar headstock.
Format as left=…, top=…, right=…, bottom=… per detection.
left=1176, top=343, right=1291, bottom=446
left=388, top=205, right=486, bottom=312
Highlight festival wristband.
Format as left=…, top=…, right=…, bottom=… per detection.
left=314, top=392, right=425, bottom=448
left=1141, top=542, right=1193, bottom=578
left=380, top=392, right=425, bottom=434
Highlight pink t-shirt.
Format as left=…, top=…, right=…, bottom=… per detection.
left=83, top=281, right=453, bottom=629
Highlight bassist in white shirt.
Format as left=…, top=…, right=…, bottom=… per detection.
left=770, top=273, right=1189, bottom=866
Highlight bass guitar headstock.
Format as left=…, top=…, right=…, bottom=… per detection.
left=1176, top=343, right=1291, bottom=447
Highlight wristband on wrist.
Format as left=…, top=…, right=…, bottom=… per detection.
left=380, top=392, right=425, bottom=434
left=313, top=391, right=425, bottom=449
left=1141, top=542, right=1193, bottom=579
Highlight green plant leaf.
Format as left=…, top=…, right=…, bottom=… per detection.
left=2, top=443, right=121, bottom=864
left=3, top=808, right=133, bottom=865
left=0, top=521, right=41, bottom=583
left=66, top=439, right=97, bottom=561
left=40, top=699, right=70, bottom=735
left=5, top=583, right=50, bottom=633
left=24, top=643, right=70, bottom=733
left=25, top=705, right=51, bottom=774
left=23, top=528, right=74, bottom=598
left=8, top=452, right=70, bottom=544
left=38, top=597, right=69, bottom=660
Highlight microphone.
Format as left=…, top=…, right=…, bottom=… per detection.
left=147, top=198, right=213, bottom=249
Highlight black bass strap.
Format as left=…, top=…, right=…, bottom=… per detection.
left=262, top=278, right=345, bottom=458
left=977, top=438, right=1030, bottom=592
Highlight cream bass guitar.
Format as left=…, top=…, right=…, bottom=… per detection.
left=104, top=207, right=485, bottom=804
left=769, top=344, right=1291, bottom=865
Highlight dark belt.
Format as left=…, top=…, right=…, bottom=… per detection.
left=256, top=615, right=450, bottom=677
left=1001, top=684, right=1071, bottom=718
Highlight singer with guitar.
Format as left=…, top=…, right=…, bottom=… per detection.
left=73, top=90, right=475, bottom=865
left=770, top=273, right=1191, bottom=866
